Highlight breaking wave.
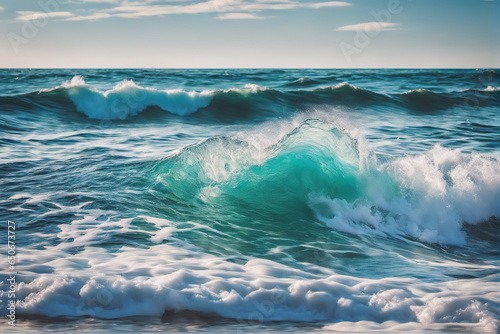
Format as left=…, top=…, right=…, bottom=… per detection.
left=152, top=119, right=500, bottom=246
left=1, top=77, right=499, bottom=120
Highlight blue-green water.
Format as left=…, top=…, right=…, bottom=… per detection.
left=0, top=69, right=499, bottom=332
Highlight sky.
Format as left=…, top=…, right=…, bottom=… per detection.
left=0, top=0, right=498, bottom=68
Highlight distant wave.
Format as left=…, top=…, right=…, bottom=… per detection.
left=484, top=86, right=500, bottom=92
left=1, top=76, right=499, bottom=120
left=152, top=119, right=500, bottom=246
left=41, top=76, right=214, bottom=119
left=281, top=77, right=324, bottom=87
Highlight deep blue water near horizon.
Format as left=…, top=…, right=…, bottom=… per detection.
left=0, top=69, right=499, bottom=332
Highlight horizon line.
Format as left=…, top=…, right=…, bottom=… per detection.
left=1, top=67, right=498, bottom=70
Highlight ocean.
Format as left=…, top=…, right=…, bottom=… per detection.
left=0, top=69, right=499, bottom=332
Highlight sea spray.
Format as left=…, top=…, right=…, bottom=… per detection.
left=152, top=119, right=500, bottom=245
left=1, top=69, right=499, bottom=332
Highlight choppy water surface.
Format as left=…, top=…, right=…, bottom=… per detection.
left=0, top=69, right=499, bottom=332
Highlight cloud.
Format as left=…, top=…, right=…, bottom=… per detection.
left=16, top=11, right=75, bottom=21
left=307, top=1, right=351, bottom=8
left=0, top=6, right=4, bottom=12
left=336, top=22, right=401, bottom=32
left=59, top=0, right=352, bottom=21
left=105, top=0, right=297, bottom=18
left=218, top=12, right=265, bottom=19
left=64, top=12, right=112, bottom=21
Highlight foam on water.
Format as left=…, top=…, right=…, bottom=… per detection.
left=2, top=69, right=500, bottom=332
left=0, top=118, right=498, bottom=331
left=51, top=76, right=214, bottom=119
left=312, top=144, right=500, bottom=245
left=1, top=240, right=498, bottom=331
left=484, top=86, right=500, bottom=92
left=6, top=74, right=495, bottom=121
left=154, top=119, right=500, bottom=246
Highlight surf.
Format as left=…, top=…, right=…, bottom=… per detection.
left=150, top=119, right=500, bottom=246
left=1, top=76, right=499, bottom=121
left=1, top=69, right=499, bottom=332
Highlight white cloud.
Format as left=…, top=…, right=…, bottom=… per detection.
left=17, top=11, right=75, bottom=21
left=60, top=0, right=352, bottom=21
left=78, top=0, right=119, bottom=2
left=255, top=0, right=293, bottom=2
left=106, top=0, right=298, bottom=18
left=218, top=12, right=265, bottom=19
left=307, top=1, right=351, bottom=8
left=64, top=12, right=112, bottom=21
left=0, top=6, right=4, bottom=12
left=336, top=22, right=401, bottom=32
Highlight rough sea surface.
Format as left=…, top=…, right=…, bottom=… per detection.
left=0, top=69, right=499, bottom=332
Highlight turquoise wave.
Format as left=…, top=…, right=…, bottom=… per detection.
left=150, top=119, right=500, bottom=246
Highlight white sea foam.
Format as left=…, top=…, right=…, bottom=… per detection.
left=484, top=86, right=500, bottom=92
left=1, top=242, right=497, bottom=331
left=214, top=114, right=500, bottom=246
left=53, top=76, right=214, bottom=119
left=2, top=115, right=499, bottom=331
left=41, top=77, right=278, bottom=119
left=310, top=144, right=500, bottom=246
left=322, top=82, right=362, bottom=91
left=241, top=83, right=269, bottom=93
left=402, top=88, right=433, bottom=94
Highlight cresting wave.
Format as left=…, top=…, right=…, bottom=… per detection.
left=0, top=118, right=499, bottom=331
left=152, top=119, right=500, bottom=246
left=43, top=75, right=214, bottom=119
left=1, top=76, right=499, bottom=120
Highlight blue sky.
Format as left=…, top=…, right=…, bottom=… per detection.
left=0, top=0, right=498, bottom=68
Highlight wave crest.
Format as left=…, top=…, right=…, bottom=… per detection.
left=51, top=76, right=214, bottom=119
left=153, top=119, right=500, bottom=246
left=2, top=77, right=500, bottom=120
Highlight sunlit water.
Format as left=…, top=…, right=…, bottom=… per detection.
left=0, top=69, right=499, bottom=332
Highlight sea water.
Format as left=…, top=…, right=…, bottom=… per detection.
left=0, top=69, right=499, bottom=332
